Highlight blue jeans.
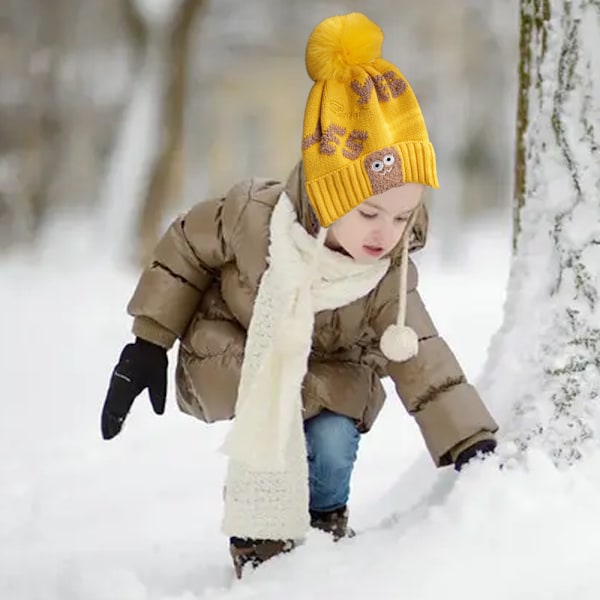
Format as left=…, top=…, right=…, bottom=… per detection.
left=304, top=410, right=360, bottom=512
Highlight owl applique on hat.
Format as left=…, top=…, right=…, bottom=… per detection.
left=365, top=147, right=405, bottom=194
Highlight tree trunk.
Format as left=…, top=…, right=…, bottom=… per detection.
left=136, top=0, right=206, bottom=264
left=0, top=0, right=66, bottom=245
left=482, top=0, right=600, bottom=465
left=513, top=0, right=551, bottom=250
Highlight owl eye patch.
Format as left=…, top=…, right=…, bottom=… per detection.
left=370, top=154, right=396, bottom=173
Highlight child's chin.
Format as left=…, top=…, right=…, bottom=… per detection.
left=353, top=252, right=382, bottom=264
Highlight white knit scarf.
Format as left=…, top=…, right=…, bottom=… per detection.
left=220, top=191, right=390, bottom=540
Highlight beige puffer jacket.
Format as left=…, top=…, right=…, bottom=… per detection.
left=127, top=163, right=498, bottom=466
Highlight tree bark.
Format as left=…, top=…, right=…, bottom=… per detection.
left=135, top=0, right=206, bottom=264
left=513, top=0, right=551, bottom=250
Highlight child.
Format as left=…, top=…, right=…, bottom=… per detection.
left=101, top=12, right=498, bottom=578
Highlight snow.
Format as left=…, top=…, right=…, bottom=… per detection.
left=3, top=209, right=599, bottom=600
left=133, top=0, right=183, bottom=29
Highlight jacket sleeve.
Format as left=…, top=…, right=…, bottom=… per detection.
left=127, top=183, right=249, bottom=348
left=374, top=260, right=499, bottom=467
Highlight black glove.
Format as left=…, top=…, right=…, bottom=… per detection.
left=454, top=438, right=497, bottom=472
left=101, top=337, right=168, bottom=440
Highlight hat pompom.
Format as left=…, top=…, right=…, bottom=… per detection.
left=380, top=324, right=419, bottom=362
left=305, top=13, right=383, bottom=82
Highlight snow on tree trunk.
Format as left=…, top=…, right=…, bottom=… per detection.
left=98, top=32, right=167, bottom=263
left=99, top=0, right=205, bottom=265
left=136, top=0, right=206, bottom=264
left=480, top=0, right=600, bottom=465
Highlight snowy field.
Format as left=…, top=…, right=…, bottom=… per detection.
left=3, top=212, right=600, bottom=600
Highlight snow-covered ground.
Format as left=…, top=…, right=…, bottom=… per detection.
left=3, top=212, right=600, bottom=600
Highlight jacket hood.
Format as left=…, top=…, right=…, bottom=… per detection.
left=284, top=160, right=429, bottom=265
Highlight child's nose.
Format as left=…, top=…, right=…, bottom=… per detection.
left=376, top=220, right=394, bottom=242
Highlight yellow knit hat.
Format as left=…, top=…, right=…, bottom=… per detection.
left=302, top=13, right=439, bottom=227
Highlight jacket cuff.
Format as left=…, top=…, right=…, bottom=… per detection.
left=449, top=430, right=497, bottom=464
left=132, top=316, right=178, bottom=349
left=412, top=382, right=498, bottom=467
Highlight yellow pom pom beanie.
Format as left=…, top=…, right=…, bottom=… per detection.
left=302, top=12, right=439, bottom=227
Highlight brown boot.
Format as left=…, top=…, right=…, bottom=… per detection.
left=309, top=505, right=355, bottom=541
left=229, top=537, right=295, bottom=579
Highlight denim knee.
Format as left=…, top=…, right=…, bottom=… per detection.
left=304, top=410, right=360, bottom=512
left=305, top=411, right=359, bottom=467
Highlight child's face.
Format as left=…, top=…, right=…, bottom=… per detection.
left=325, top=184, right=424, bottom=263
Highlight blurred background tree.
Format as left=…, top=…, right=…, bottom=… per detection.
left=0, top=0, right=518, bottom=264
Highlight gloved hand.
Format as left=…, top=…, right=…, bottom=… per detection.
left=101, top=337, right=168, bottom=440
left=454, top=438, right=497, bottom=472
